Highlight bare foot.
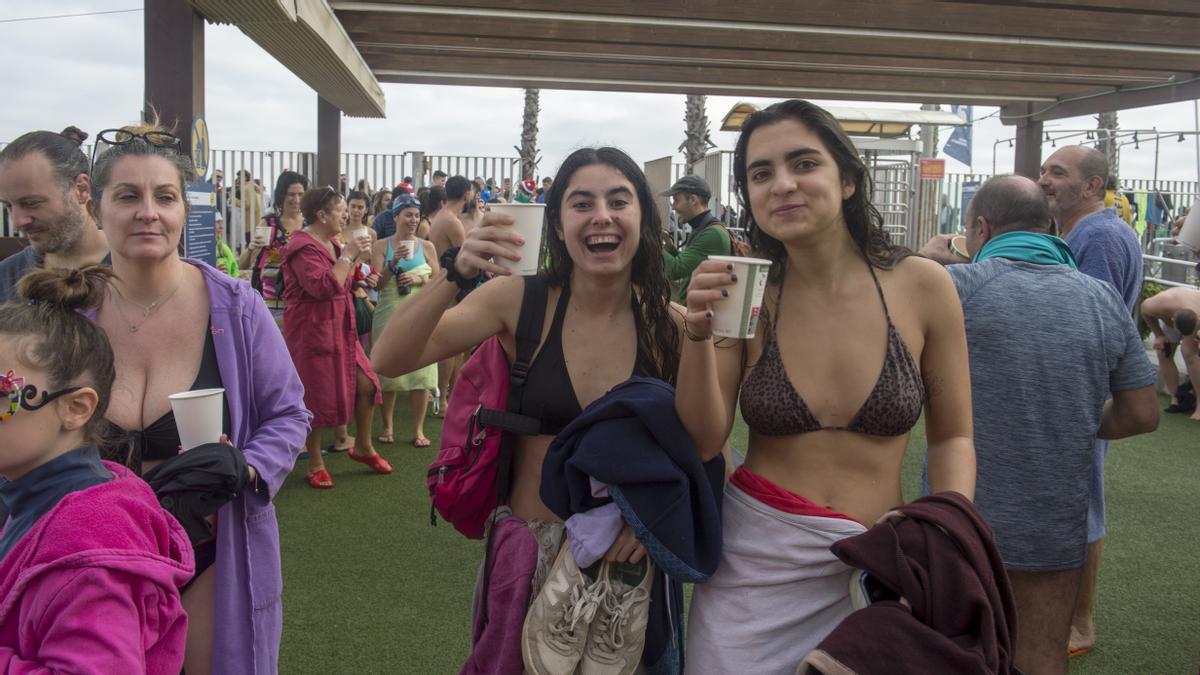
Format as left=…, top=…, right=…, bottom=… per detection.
left=1068, top=623, right=1094, bottom=656
left=1190, top=412, right=1200, bottom=421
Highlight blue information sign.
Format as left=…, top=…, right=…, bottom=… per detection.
left=184, top=182, right=217, bottom=267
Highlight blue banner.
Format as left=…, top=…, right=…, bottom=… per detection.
left=184, top=182, right=217, bottom=267
left=944, top=105, right=973, bottom=168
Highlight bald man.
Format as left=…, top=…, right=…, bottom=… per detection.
left=1038, top=145, right=1144, bottom=657
left=1141, top=286, right=1200, bottom=417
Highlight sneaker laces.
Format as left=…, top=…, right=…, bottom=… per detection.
left=547, top=578, right=608, bottom=650
left=590, top=584, right=650, bottom=658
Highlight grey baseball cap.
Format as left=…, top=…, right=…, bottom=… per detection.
left=659, top=174, right=712, bottom=201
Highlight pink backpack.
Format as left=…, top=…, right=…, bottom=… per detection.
left=426, top=276, right=547, bottom=539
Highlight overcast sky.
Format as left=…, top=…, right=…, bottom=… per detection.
left=2, top=1, right=1198, bottom=185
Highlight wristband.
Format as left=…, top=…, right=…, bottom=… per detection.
left=683, top=322, right=712, bottom=342
left=338, top=255, right=354, bottom=265
left=440, top=246, right=482, bottom=293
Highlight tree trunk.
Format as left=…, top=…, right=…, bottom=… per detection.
left=682, top=94, right=712, bottom=173
left=518, top=88, right=540, bottom=180
left=1097, top=111, right=1119, bottom=184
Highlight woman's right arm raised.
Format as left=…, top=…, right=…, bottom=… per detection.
left=371, top=212, right=522, bottom=378
left=675, top=259, right=743, bottom=461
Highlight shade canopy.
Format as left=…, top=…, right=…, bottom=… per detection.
left=191, top=0, right=1200, bottom=122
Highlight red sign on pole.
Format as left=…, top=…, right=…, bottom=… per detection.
left=919, top=158, right=946, bottom=180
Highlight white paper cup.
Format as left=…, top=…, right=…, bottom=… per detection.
left=168, top=388, right=225, bottom=451
left=1177, top=198, right=1200, bottom=251
left=401, top=239, right=417, bottom=260
left=708, top=255, right=772, bottom=339
left=489, top=203, right=545, bottom=276
left=253, top=225, right=272, bottom=243
left=351, top=226, right=371, bottom=242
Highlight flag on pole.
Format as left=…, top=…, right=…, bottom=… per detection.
left=944, top=105, right=973, bottom=168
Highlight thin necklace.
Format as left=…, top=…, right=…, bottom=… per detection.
left=111, top=268, right=185, bottom=334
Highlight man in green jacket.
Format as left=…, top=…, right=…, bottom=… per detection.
left=661, top=175, right=731, bottom=305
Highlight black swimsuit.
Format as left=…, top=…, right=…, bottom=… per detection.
left=515, top=284, right=656, bottom=435
left=101, top=323, right=231, bottom=584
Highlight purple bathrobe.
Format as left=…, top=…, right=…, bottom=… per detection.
left=93, top=261, right=311, bottom=674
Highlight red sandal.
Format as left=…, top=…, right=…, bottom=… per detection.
left=347, top=448, right=393, bottom=474
left=306, top=467, right=334, bottom=489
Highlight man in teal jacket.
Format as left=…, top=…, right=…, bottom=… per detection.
left=661, top=175, right=731, bottom=305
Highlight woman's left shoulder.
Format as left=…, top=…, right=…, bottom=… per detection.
left=890, top=254, right=955, bottom=293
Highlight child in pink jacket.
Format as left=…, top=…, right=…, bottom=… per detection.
left=0, top=266, right=193, bottom=674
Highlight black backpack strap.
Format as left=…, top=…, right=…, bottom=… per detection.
left=480, top=275, right=550, bottom=628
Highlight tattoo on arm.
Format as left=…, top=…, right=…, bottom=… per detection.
left=925, top=374, right=945, bottom=399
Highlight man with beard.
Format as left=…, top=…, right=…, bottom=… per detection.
left=0, top=130, right=109, bottom=301
left=1037, top=145, right=1143, bottom=658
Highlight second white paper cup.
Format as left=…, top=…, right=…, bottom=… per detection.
left=708, top=255, right=772, bottom=339
left=1176, top=198, right=1200, bottom=251
left=168, top=388, right=225, bottom=451
left=254, top=225, right=272, bottom=243
left=401, top=239, right=417, bottom=260
left=489, top=203, right=545, bottom=276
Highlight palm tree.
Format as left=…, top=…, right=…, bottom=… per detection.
left=516, top=88, right=541, bottom=180
left=680, top=94, right=714, bottom=173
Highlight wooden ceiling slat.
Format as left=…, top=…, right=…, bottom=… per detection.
left=336, top=13, right=1200, bottom=73
left=341, top=0, right=1200, bottom=49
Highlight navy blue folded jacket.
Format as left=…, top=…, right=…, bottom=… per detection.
left=541, top=376, right=725, bottom=675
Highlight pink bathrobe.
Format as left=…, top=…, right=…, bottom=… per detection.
left=0, top=462, right=194, bottom=674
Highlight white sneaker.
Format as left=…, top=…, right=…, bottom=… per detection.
left=523, top=544, right=607, bottom=675
left=580, top=558, right=654, bottom=675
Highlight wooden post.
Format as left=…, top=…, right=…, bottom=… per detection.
left=144, top=0, right=204, bottom=135
left=317, top=97, right=341, bottom=187
left=1014, top=118, right=1044, bottom=180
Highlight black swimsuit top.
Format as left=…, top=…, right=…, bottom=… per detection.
left=739, top=264, right=924, bottom=437
left=102, top=324, right=231, bottom=469
left=516, top=284, right=656, bottom=435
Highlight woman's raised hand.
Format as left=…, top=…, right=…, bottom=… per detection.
left=348, top=234, right=373, bottom=260
left=454, top=210, right=521, bottom=279
left=684, top=259, right=739, bottom=340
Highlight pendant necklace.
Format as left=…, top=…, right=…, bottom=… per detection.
left=112, top=270, right=185, bottom=334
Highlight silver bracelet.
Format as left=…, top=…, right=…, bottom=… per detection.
left=338, top=255, right=354, bottom=265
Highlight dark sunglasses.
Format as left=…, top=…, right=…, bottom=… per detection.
left=91, top=128, right=182, bottom=168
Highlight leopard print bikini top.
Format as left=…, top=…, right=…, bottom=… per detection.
left=739, top=264, right=924, bottom=437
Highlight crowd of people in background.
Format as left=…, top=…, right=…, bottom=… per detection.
left=0, top=97, right=1189, bottom=675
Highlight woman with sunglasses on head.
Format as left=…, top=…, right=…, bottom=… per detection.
left=372, top=147, right=683, bottom=674
left=239, top=170, right=309, bottom=325
left=677, top=100, right=975, bottom=673
left=281, top=187, right=387, bottom=488
left=0, top=266, right=192, bottom=674
left=369, top=194, right=440, bottom=448
left=88, top=123, right=311, bottom=675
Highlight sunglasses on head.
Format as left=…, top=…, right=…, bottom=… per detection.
left=90, top=128, right=182, bottom=169
left=0, top=370, right=83, bottom=422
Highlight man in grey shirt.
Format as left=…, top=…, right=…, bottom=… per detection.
left=937, top=175, right=1158, bottom=675
left=0, top=129, right=109, bottom=301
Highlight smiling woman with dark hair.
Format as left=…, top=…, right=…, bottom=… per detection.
left=676, top=99, right=976, bottom=673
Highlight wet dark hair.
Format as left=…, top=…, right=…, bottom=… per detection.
left=272, top=170, right=309, bottom=212
left=446, top=175, right=471, bottom=201
left=89, top=119, right=196, bottom=210
left=733, top=99, right=908, bottom=283
left=543, top=147, right=680, bottom=384
left=0, top=265, right=116, bottom=444
left=59, top=126, right=88, bottom=147
left=425, top=186, right=447, bottom=216
left=0, top=130, right=90, bottom=191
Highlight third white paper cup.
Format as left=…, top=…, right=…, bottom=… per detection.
left=254, top=225, right=272, bottom=242
left=708, top=255, right=772, bottom=339
left=489, top=203, right=545, bottom=276
left=168, top=388, right=225, bottom=451
left=402, top=239, right=417, bottom=260
left=1177, top=198, right=1200, bottom=251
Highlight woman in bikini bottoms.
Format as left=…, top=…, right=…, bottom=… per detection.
left=676, top=100, right=976, bottom=674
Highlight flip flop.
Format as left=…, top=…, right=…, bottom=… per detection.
left=306, top=468, right=334, bottom=489
left=412, top=437, right=431, bottom=448
left=1068, top=644, right=1093, bottom=659
left=376, top=434, right=395, bottom=444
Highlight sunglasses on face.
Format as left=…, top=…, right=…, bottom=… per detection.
left=0, top=370, right=83, bottom=422
left=90, top=128, right=183, bottom=169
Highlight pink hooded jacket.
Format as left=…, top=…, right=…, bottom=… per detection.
left=0, top=462, right=194, bottom=674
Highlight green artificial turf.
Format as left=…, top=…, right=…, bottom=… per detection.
left=276, top=400, right=1200, bottom=674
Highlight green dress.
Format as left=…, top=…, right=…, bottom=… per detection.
left=371, top=238, right=438, bottom=392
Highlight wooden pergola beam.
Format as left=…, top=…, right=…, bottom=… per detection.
left=1000, top=75, right=1200, bottom=124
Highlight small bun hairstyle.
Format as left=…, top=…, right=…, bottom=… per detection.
left=1, top=265, right=117, bottom=444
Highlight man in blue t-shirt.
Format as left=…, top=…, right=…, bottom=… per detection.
left=1038, top=145, right=1144, bottom=657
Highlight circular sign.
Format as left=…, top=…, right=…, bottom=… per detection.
left=191, top=114, right=210, bottom=178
